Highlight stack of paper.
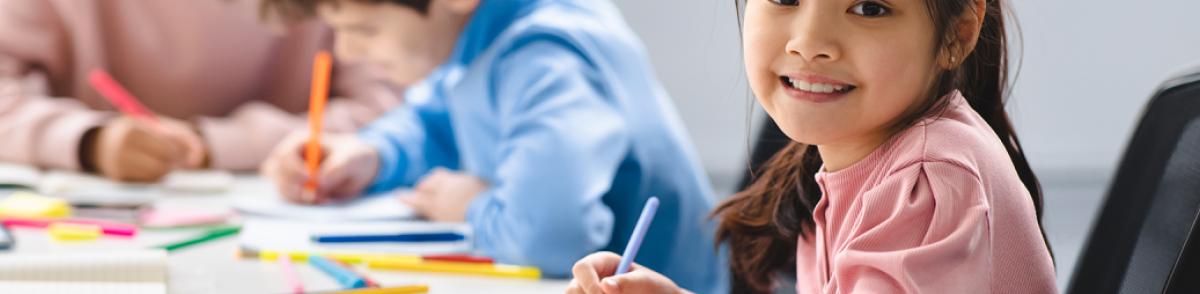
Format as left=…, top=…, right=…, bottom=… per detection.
left=232, top=192, right=416, bottom=221
left=0, top=163, right=233, bottom=207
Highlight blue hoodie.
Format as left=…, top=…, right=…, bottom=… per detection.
left=357, top=1, right=726, bottom=292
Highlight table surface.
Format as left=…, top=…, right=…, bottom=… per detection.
left=2, top=175, right=570, bottom=294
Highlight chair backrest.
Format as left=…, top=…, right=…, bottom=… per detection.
left=1068, top=65, right=1200, bottom=294
left=738, top=117, right=791, bottom=191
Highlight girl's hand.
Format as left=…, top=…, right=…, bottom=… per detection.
left=567, top=251, right=691, bottom=294
left=84, top=116, right=206, bottom=182
left=260, top=131, right=378, bottom=205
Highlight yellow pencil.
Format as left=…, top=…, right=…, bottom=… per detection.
left=323, top=284, right=429, bottom=294
left=257, top=250, right=422, bottom=265
left=366, top=258, right=541, bottom=280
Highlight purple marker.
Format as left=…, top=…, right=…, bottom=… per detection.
left=616, top=196, right=659, bottom=274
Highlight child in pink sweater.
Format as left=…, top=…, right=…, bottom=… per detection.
left=568, top=0, right=1056, bottom=293
left=0, top=0, right=401, bottom=181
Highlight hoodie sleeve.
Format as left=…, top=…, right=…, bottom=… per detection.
left=464, top=41, right=626, bottom=277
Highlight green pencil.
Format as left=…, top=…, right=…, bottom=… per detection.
left=158, top=225, right=241, bottom=252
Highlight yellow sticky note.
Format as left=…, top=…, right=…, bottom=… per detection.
left=48, top=222, right=101, bottom=241
left=0, top=192, right=71, bottom=218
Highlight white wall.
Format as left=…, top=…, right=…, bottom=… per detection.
left=611, top=0, right=1200, bottom=191
left=1007, top=0, right=1200, bottom=179
left=612, top=0, right=751, bottom=194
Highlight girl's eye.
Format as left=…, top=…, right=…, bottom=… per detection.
left=849, top=1, right=890, bottom=17
left=769, top=0, right=799, bottom=6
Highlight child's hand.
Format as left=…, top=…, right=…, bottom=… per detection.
left=83, top=116, right=206, bottom=182
left=399, top=168, right=487, bottom=222
left=260, top=131, right=378, bottom=205
left=567, top=251, right=690, bottom=294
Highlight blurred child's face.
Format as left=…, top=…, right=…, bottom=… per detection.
left=743, top=0, right=941, bottom=148
left=318, top=0, right=475, bottom=86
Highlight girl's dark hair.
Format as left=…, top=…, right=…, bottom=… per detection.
left=713, top=0, right=1049, bottom=293
left=260, top=0, right=431, bottom=23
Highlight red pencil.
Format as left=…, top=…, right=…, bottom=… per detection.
left=422, top=254, right=494, bottom=264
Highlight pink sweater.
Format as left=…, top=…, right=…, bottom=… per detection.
left=0, top=0, right=402, bottom=171
left=796, top=92, right=1057, bottom=293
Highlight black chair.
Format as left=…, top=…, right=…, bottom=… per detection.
left=1068, top=65, right=1200, bottom=294
left=738, top=117, right=791, bottom=191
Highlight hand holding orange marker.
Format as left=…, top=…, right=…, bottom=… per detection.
left=304, top=51, right=334, bottom=197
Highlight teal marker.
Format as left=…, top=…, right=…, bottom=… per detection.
left=308, top=255, right=366, bottom=289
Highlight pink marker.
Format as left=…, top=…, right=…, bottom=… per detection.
left=2, top=217, right=137, bottom=237
left=88, top=69, right=160, bottom=126
left=279, top=253, right=305, bottom=294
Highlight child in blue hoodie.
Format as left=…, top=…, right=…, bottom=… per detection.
left=260, top=0, right=724, bottom=291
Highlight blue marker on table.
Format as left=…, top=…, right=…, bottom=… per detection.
left=311, top=232, right=465, bottom=243
left=308, top=255, right=366, bottom=289
left=616, top=196, right=659, bottom=274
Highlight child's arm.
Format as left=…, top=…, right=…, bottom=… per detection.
left=0, top=0, right=112, bottom=170
left=823, top=162, right=1051, bottom=293
left=355, top=82, right=459, bottom=194
left=465, top=42, right=630, bottom=277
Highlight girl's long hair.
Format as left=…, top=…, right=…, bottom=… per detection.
left=713, top=1, right=1048, bottom=292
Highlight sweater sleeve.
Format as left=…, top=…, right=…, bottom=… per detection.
left=0, top=0, right=112, bottom=170
left=827, top=161, right=993, bottom=293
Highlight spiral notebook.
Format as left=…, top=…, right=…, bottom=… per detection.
left=0, top=250, right=168, bottom=294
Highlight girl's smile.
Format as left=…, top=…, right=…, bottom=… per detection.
left=778, top=73, right=858, bottom=103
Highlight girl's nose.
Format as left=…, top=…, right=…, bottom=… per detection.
left=784, top=8, right=843, bottom=63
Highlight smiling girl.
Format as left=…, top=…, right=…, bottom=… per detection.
left=567, top=0, right=1056, bottom=293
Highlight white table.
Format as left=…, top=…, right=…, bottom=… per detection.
left=2, top=175, right=570, bottom=294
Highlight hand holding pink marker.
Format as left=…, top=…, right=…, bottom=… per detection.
left=88, top=69, right=161, bottom=128
left=88, top=69, right=206, bottom=167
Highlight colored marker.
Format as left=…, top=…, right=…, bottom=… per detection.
left=310, top=255, right=367, bottom=289
left=158, top=225, right=241, bottom=252
left=244, top=248, right=488, bottom=265
left=616, top=196, right=659, bottom=274
left=249, top=249, right=422, bottom=265
left=421, top=254, right=494, bottom=264
left=366, top=258, right=541, bottom=280
left=316, top=284, right=429, bottom=294
left=312, top=232, right=465, bottom=243
left=332, top=259, right=379, bottom=288
left=88, top=69, right=160, bottom=127
left=304, top=51, right=334, bottom=194
left=279, top=253, right=305, bottom=294
left=0, top=224, right=14, bottom=250
left=2, top=217, right=137, bottom=237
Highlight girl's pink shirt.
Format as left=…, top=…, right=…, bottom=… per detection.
left=796, top=91, right=1057, bottom=293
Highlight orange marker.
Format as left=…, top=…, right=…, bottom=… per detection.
left=305, top=51, right=333, bottom=193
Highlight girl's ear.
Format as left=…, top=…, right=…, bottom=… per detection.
left=942, top=0, right=988, bottom=69
left=442, top=0, right=480, bottom=16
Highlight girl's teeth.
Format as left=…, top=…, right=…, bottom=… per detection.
left=788, top=77, right=847, bottom=94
